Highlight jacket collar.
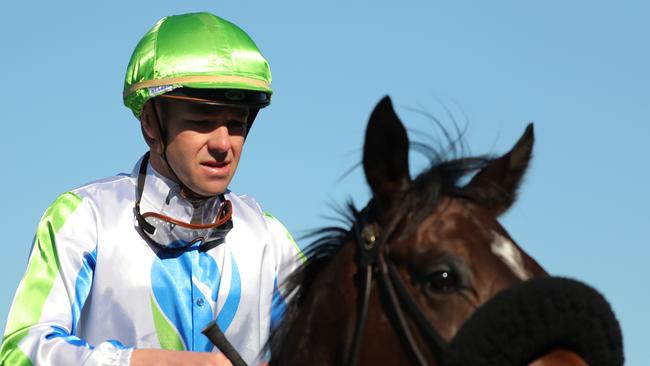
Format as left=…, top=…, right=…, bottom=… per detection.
left=131, top=154, right=222, bottom=223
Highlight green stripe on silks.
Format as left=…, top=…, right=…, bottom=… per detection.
left=287, top=230, right=307, bottom=264
left=150, top=295, right=185, bottom=351
left=263, top=212, right=307, bottom=263
left=0, top=192, right=82, bottom=366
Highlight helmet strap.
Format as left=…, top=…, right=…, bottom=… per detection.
left=150, top=98, right=199, bottom=199
left=245, top=108, right=260, bottom=138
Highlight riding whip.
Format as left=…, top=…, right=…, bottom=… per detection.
left=202, top=320, right=248, bottom=366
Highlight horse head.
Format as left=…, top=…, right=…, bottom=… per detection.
left=268, top=97, right=620, bottom=366
left=361, top=96, right=545, bottom=338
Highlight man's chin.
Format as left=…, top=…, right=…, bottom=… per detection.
left=200, top=180, right=233, bottom=196
left=181, top=182, right=229, bottom=198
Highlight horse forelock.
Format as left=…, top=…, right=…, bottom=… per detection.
left=399, top=155, right=491, bottom=233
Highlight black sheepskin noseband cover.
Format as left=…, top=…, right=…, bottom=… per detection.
left=443, top=277, right=623, bottom=366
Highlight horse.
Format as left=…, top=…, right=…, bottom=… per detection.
left=266, top=96, right=623, bottom=366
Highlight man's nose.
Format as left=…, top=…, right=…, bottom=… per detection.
left=207, top=125, right=232, bottom=152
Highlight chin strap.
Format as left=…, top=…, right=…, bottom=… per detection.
left=150, top=98, right=196, bottom=198
left=245, top=108, right=259, bottom=138
left=135, top=152, right=156, bottom=236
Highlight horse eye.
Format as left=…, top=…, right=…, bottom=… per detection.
left=425, top=269, right=461, bottom=293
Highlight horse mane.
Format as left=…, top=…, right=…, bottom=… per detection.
left=266, top=125, right=494, bottom=360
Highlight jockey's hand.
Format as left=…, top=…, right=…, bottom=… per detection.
left=130, top=349, right=233, bottom=366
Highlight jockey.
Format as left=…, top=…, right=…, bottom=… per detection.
left=0, top=12, right=303, bottom=366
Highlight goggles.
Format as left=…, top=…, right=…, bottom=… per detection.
left=134, top=153, right=233, bottom=250
left=158, top=88, right=271, bottom=109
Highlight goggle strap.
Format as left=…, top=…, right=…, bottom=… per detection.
left=140, top=199, right=232, bottom=230
left=134, top=152, right=234, bottom=248
left=135, top=205, right=156, bottom=235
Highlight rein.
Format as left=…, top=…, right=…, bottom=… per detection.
left=344, top=210, right=448, bottom=366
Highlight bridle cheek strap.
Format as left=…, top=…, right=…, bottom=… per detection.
left=344, top=216, right=448, bottom=366
left=377, top=253, right=431, bottom=366
left=344, top=262, right=373, bottom=366
left=344, top=222, right=379, bottom=366
left=385, top=260, right=447, bottom=363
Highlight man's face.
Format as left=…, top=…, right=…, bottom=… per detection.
left=153, top=99, right=250, bottom=197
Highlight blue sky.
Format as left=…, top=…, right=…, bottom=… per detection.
left=1, top=1, right=647, bottom=364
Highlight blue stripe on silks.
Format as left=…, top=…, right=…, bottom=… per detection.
left=270, top=276, right=287, bottom=330
left=46, top=326, right=94, bottom=349
left=198, top=251, right=221, bottom=303
left=151, top=249, right=196, bottom=350
left=194, top=252, right=220, bottom=352
left=107, top=339, right=129, bottom=349
left=216, top=253, right=241, bottom=333
left=192, top=280, right=215, bottom=352
left=71, top=249, right=97, bottom=334
left=46, top=326, right=129, bottom=350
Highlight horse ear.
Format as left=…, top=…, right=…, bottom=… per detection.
left=363, top=96, right=411, bottom=207
left=462, top=123, right=534, bottom=215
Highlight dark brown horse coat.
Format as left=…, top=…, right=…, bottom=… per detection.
left=267, top=97, right=622, bottom=366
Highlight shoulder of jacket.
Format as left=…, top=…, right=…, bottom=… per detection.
left=228, top=193, right=290, bottom=234
left=227, top=192, right=263, bottom=212
left=70, top=173, right=134, bottom=199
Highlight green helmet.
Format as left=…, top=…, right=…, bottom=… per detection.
left=123, top=12, right=272, bottom=119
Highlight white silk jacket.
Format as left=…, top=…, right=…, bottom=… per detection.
left=0, top=157, right=304, bottom=365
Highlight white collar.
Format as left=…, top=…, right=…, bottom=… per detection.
left=131, top=154, right=223, bottom=223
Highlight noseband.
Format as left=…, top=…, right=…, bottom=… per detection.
left=345, top=210, right=448, bottom=366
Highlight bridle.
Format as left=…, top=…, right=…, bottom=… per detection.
left=344, top=208, right=449, bottom=366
